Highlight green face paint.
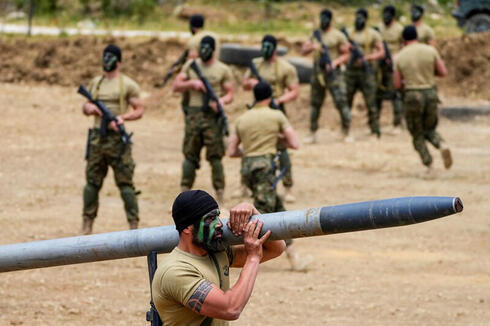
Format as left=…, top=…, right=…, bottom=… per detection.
left=102, top=52, right=118, bottom=72
left=197, top=209, right=225, bottom=253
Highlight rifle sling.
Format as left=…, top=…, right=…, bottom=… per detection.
left=92, top=74, right=125, bottom=113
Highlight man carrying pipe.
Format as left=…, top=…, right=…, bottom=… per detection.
left=152, top=190, right=286, bottom=325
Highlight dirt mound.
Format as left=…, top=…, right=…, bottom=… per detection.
left=438, top=31, right=490, bottom=100
left=0, top=32, right=489, bottom=100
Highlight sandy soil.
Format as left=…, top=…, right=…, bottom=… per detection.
left=0, top=79, right=489, bottom=326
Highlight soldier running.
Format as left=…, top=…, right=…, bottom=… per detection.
left=81, top=44, right=144, bottom=234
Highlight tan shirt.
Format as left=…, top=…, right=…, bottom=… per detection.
left=378, top=21, right=403, bottom=54
left=235, top=105, right=291, bottom=157
left=312, top=28, right=348, bottom=63
left=87, top=74, right=140, bottom=128
left=395, top=42, right=441, bottom=89
left=152, top=247, right=231, bottom=326
left=182, top=58, right=233, bottom=107
left=187, top=30, right=221, bottom=55
left=349, top=27, right=383, bottom=55
left=416, top=23, right=435, bottom=44
left=244, top=57, right=298, bottom=97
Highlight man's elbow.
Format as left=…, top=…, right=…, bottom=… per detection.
left=222, top=308, right=242, bottom=321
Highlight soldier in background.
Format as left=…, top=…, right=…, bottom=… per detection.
left=301, top=9, right=352, bottom=143
left=376, top=5, right=404, bottom=134
left=227, top=82, right=310, bottom=271
left=344, top=8, right=385, bottom=138
left=187, top=14, right=220, bottom=59
left=173, top=36, right=233, bottom=204
left=242, top=34, right=299, bottom=203
left=81, top=44, right=144, bottom=234
left=394, top=25, right=452, bottom=175
left=411, top=4, right=436, bottom=46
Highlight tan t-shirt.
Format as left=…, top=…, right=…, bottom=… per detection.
left=182, top=58, right=233, bottom=108
left=416, top=23, right=435, bottom=45
left=152, top=247, right=231, bottom=326
left=378, top=21, right=403, bottom=54
left=312, top=28, right=348, bottom=63
left=244, top=57, right=299, bottom=97
left=349, top=27, right=383, bottom=55
left=87, top=74, right=140, bottom=128
left=187, top=30, right=221, bottom=55
left=395, top=42, right=441, bottom=89
left=235, top=105, right=291, bottom=157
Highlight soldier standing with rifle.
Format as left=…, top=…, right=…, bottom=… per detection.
left=173, top=36, right=233, bottom=204
left=411, top=4, right=436, bottom=46
left=242, top=34, right=299, bottom=203
left=302, top=9, right=352, bottom=143
left=342, top=8, right=385, bottom=138
left=376, top=5, right=404, bottom=134
left=394, top=25, right=452, bottom=175
left=80, top=44, right=144, bottom=235
left=227, top=82, right=309, bottom=271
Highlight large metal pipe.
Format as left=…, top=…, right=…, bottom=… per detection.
left=0, top=196, right=463, bottom=273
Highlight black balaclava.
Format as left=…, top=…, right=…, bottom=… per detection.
left=320, top=9, right=332, bottom=30
left=102, top=44, right=121, bottom=72
left=199, top=35, right=215, bottom=62
left=172, top=190, right=219, bottom=233
left=411, top=4, right=424, bottom=22
left=355, top=8, right=368, bottom=31
left=383, top=5, right=396, bottom=26
left=189, top=14, right=204, bottom=35
left=261, top=34, right=277, bottom=61
left=402, top=25, right=418, bottom=41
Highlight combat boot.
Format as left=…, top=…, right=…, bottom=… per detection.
left=440, top=143, right=453, bottom=169
left=216, top=189, right=225, bottom=206
left=342, top=128, right=355, bottom=143
left=128, top=220, right=138, bottom=230
left=303, top=132, right=317, bottom=144
left=81, top=216, right=94, bottom=235
left=284, top=187, right=296, bottom=203
left=285, top=245, right=312, bottom=272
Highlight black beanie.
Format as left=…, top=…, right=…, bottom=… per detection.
left=262, top=34, right=277, bottom=49
left=356, top=8, right=368, bottom=19
left=103, top=44, right=122, bottom=62
left=320, top=9, right=332, bottom=19
left=190, top=14, right=205, bottom=28
left=412, top=4, right=424, bottom=15
left=402, top=25, right=418, bottom=41
left=383, top=5, right=396, bottom=16
left=253, top=81, right=272, bottom=102
left=200, top=35, right=216, bottom=50
left=172, top=190, right=218, bottom=233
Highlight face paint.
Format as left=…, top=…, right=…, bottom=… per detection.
left=355, top=14, right=366, bottom=31
left=320, top=14, right=331, bottom=30
left=199, top=42, right=214, bottom=62
left=102, top=52, right=118, bottom=72
left=196, top=209, right=225, bottom=253
left=383, top=11, right=394, bottom=25
left=411, top=7, right=423, bottom=22
left=261, top=41, right=276, bottom=60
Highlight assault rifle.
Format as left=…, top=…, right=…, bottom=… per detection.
left=158, top=49, right=189, bottom=88
left=341, top=27, right=371, bottom=73
left=78, top=85, right=132, bottom=145
left=312, top=29, right=337, bottom=83
left=248, top=60, right=280, bottom=110
left=373, top=27, right=393, bottom=72
left=190, top=60, right=229, bottom=136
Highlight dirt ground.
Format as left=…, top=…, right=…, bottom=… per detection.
left=0, top=68, right=489, bottom=326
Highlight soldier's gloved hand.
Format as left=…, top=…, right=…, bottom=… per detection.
left=227, top=202, right=259, bottom=236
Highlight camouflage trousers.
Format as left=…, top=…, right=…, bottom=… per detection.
left=403, top=88, right=443, bottom=166
left=83, top=129, right=138, bottom=222
left=182, top=106, right=225, bottom=190
left=241, top=155, right=285, bottom=214
left=309, top=68, right=351, bottom=133
left=276, top=104, right=293, bottom=188
left=345, top=66, right=380, bottom=135
left=376, top=64, right=403, bottom=126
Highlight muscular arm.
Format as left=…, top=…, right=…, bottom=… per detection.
left=277, top=83, right=299, bottom=104
left=121, top=97, right=144, bottom=121
left=172, top=72, right=201, bottom=93
left=226, top=134, right=242, bottom=157
left=435, top=58, right=447, bottom=77
left=283, top=126, right=300, bottom=150
left=220, top=81, right=234, bottom=105
left=242, top=76, right=258, bottom=91
left=332, top=43, right=350, bottom=68
left=301, top=40, right=316, bottom=56
left=393, top=69, right=403, bottom=90
left=366, top=41, right=385, bottom=61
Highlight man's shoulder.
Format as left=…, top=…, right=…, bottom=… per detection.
left=277, top=57, right=295, bottom=70
left=121, top=74, right=139, bottom=87
left=393, top=22, right=403, bottom=32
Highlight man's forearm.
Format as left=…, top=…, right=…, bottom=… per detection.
left=277, top=86, right=298, bottom=104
